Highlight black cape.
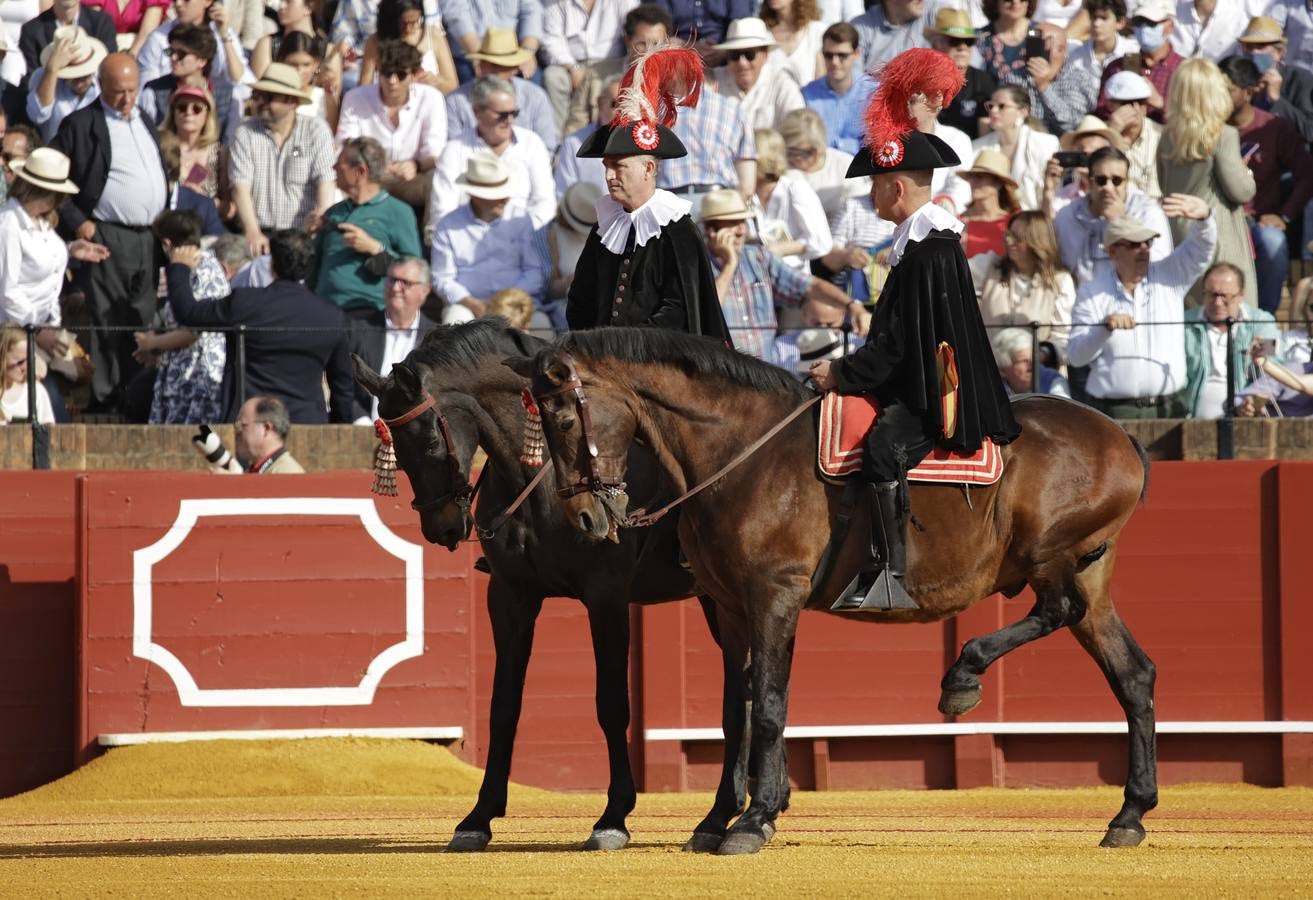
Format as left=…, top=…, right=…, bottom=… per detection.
left=566, top=214, right=732, bottom=341
left=832, top=229, right=1021, bottom=453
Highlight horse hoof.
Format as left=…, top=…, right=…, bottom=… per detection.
left=583, top=828, right=630, bottom=851
left=716, top=822, right=775, bottom=856
left=1099, top=826, right=1145, bottom=848
left=682, top=832, right=724, bottom=853
left=938, top=687, right=981, bottom=717
left=446, top=830, right=491, bottom=852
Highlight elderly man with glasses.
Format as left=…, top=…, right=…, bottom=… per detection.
left=230, top=396, right=305, bottom=473
left=710, top=17, right=804, bottom=131
left=1183, top=262, right=1281, bottom=420
left=1067, top=193, right=1216, bottom=420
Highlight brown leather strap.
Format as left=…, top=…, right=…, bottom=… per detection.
left=476, top=461, right=553, bottom=539
left=382, top=393, right=436, bottom=427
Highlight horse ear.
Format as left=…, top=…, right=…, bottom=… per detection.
left=502, top=356, right=534, bottom=378
left=352, top=353, right=384, bottom=397
left=392, top=363, right=424, bottom=396
left=543, top=353, right=575, bottom=388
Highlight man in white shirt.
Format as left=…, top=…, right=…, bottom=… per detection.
left=428, top=74, right=555, bottom=238
left=336, top=41, right=447, bottom=213
left=445, top=28, right=560, bottom=153
left=1104, top=71, right=1163, bottom=201
left=26, top=26, right=105, bottom=143
left=712, top=17, right=804, bottom=131
left=430, top=154, right=546, bottom=317
left=540, top=0, right=636, bottom=131
left=1067, top=194, right=1216, bottom=418
left=1171, top=0, right=1249, bottom=62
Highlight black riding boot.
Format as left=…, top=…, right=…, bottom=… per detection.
left=831, top=481, right=919, bottom=611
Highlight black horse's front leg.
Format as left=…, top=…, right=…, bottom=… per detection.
left=581, top=592, right=637, bottom=851
left=449, top=576, right=543, bottom=851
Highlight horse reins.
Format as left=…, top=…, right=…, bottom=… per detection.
left=534, top=376, right=823, bottom=528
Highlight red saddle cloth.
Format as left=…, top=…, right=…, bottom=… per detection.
left=818, top=392, right=1003, bottom=484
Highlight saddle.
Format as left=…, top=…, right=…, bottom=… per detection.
left=817, top=392, right=1003, bottom=486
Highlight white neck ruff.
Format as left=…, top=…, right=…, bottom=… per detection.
left=889, top=201, right=964, bottom=268
left=595, top=189, right=691, bottom=254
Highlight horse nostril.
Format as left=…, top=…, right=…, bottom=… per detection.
left=578, top=511, right=594, bottom=533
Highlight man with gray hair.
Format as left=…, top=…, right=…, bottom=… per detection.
left=232, top=395, right=305, bottom=474
left=314, top=136, right=423, bottom=317
left=428, top=74, right=556, bottom=233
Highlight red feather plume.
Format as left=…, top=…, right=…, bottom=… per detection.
left=864, top=48, right=966, bottom=150
left=612, top=41, right=704, bottom=128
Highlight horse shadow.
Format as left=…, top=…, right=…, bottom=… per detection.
left=0, top=836, right=660, bottom=859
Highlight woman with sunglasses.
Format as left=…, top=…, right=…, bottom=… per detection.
left=970, top=84, right=1058, bottom=210
left=358, top=0, right=457, bottom=95
left=161, top=86, right=228, bottom=214
left=927, top=8, right=996, bottom=138
left=1157, top=58, right=1257, bottom=306
left=762, top=0, right=826, bottom=86
left=751, top=127, right=833, bottom=273
left=0, top=327, right=56, bottom=425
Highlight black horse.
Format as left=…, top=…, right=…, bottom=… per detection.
left=352, top=319, right=751, bottom=852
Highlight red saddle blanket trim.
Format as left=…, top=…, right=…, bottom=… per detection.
left=818, top=392, right=1003, bottom=485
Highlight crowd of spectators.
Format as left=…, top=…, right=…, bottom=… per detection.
left=5, top=0, right=1313, bottom=432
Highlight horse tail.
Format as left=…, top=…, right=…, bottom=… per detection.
left=1127, top=433, right=1150, bottom=502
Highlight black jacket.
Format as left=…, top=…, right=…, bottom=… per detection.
left=1273, top=63, right=1313, bottom=146
left=49, top=102, right=170, bottom=238
left=347, top=310, right=438, bottom=421
left=165, top=264, right=355, bottom=425
left=833, top=230, right=1021, bottom=453
left=19, top=8, right=118, bottom=76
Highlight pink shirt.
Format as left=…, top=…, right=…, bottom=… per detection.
left=82, top=0, right=169, bottom=34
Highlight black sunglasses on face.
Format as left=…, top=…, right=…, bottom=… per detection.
left=728, top=48, right=760, bottom=62
left=948, top=37, right=976, bottom=47
left=822, top=50, right=852, bottom=61
left=1093, top=174, right=1126, bottom=187
left=488, top=108, right=519, bottom=122
left=169, top=48, right=193, bottom=60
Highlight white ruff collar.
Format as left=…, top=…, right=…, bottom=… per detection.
left=889, top=201, right=964, bottom=268
left=595, top=189, right=691, bottom=254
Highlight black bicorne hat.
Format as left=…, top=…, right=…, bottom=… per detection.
left=576, top=122, right=689, bottom=160
left=846, top=130, right=960, bottom=177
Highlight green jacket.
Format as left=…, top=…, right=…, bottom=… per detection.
left=1183, top=306, right=1280, bottom=416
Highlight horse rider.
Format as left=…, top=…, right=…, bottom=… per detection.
left=564, top=43, right=732, bottom=343
left=809, top=49, right=1022, bottom=611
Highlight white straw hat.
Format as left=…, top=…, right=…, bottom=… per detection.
left=39, top=25, right=108, bottom=80
left=10, top=147, right=80, bottom=194
left=456, top=153, right=515, bottom=201
left=713, top=18, right=777, bottom=52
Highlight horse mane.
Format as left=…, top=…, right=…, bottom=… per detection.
left=559, top=328, right=811, bottom=399
left=405, top=316, right=547, bottom=372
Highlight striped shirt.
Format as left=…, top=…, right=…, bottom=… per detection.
left=658, top=89, right=754, bottom=192
left=710, top=244, right=810, bottom=366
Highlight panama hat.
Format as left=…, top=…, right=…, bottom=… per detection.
left=10, top=147, right=80, bottom=194
left=456, top=153, right=515, bottom=201
left=698, top=188, right=752, bottom=222
left=794, top=328, right=845, bottom=374
left=1060, top=114, right=1125, bottom=151
left=924, top=8, right=976, bottom=41
left=965, top=149, right=1020, bottom=209
left=1237, top=16, right=1285, bottom=45
left=1104, top=216, right=1160, bottom=247
left=559, top=181, right=602, bottom=232
left=250, top=62, right=313, bottom=104
left=39, top=25, right=107, bottom=80
left=467, top=27, right=533, bottom=69
left=713, top=18, right=777, bottom=52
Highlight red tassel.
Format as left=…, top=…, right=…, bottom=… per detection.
left=520, top=389, right=544, bottom=468
left=864, top=48, right=966, bottom=150
left=371, top=419, right=398, bottom=496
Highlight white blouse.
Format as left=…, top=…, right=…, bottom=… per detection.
left=753, top=169, right=834, bottom=269
left=768, top=20, right=825, bottom=88
left=0, top=199, right=70, bottom=328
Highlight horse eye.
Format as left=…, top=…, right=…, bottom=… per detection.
left=558, top=415, right=576, bottom=432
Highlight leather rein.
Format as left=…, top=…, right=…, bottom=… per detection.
left=382, top=392, right=550, bottom=540
left=534, top=376, right=822, bottom=529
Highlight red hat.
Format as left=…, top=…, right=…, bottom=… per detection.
left=577, top=41, right=703, bottom=160
left=169, top=85, right=214, bottom=108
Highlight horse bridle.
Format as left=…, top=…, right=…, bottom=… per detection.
left=381, top=392, right=481, bottom=515
left=532, top=376, right=628, bottom=500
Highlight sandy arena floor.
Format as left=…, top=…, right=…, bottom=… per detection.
left=1, top=739, right=1310, bottom=898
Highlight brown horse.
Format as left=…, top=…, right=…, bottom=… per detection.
left=511, top=327, right=1156, bottom=855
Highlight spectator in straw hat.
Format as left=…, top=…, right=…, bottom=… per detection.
left=26, top=25, right=107, bottom=142
left=776, top=325, right=861, bottom=382
left=1042, top=113, right=1125, bottom=217
left=926, top=8, right=993, bottom=139
left=969, top=84, right=1057, bottom=211
left=545, top=180, right=602, bottom=307
left=446, top=28, right=559, bottom=154
left=1267, top=0, right=1313, bottom=80
left=1104, top=71, right=1162, bottom=202
left=712, top=18, right=805, bottom=131
left=18, top=0, right=117, bottom=79
left=430, top=153, right=545, bottom=317
left=960, top=148, right=1020, bottom=262
left=229, top=61, right=337, bottom=255
left=1236, top=14, right=1313, bottom=145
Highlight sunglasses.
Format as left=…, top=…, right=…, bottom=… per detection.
left=487, top=108, right=519, bottom=122
left=985, top=101, right=1019, bottom=112
left=944, top=37, right=976, bottom=48
left=380, top=69, right=415, bottom=81
left=1093, top=174, right=1126, bottom=187
left=386, top=275, right=425, bottom=289
left=168, top=47, right=194, bottom=60
left=1112, top=239, right=1153, bottom=250
left=786, top=146, right=818, bottom=159
left=822, top=50, right=852, bottom=61
left=252, top=90, right=292, bottom=104
left=727, top=48, right=760, bottom=62
left=173, top=101, right=207, bottom=116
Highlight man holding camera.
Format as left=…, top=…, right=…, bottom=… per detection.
left=194, top=395, right=305, bottom=474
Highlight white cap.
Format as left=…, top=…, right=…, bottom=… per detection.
left=1106, top=71, right=1152, bottom=102
left=1133, top=0, right=1174, bottom=22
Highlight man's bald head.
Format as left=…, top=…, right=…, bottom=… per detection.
left=99, top=53, right=140, bottom=117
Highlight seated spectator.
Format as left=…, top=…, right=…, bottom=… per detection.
left=908, top=87, right=972, bottom=216
left=446, top=29, right=559, bottom=154
left=137, top=0, right=249, bottom=133
left=712, top=18, right=805, bottom=132
left=1066, top=194, right=1216, bottom=419
left=1041, top=114, right=1122, bottom=218
left=0, top=123, right=38, bottom=204
left=1104, top=72, right=1162, bottom=201
left=658, top=0, right=755, bottom=64
left=781, top=107, right=859, bottom=222
left=356, top=0, right=458, bottom=95
left=928, top=9, right=994, bottom=139
left=160, top=85, right=228, bottom=218
left=802, top=21, right=874, bottom=154
left=138, top=22, right=217, bottom=127
left=158, top=123, right=223, bottom=236
left=1222, top=55, right=1313, bottom=316
left=430, top=154, right=546, bottom=318
left=137, top=209, right=226, bottom=424
left=764, top=0, right=825, bottom=86
left=699, top=188, right=865, bottom=365
left=1171, top=0, right=1248, bottom=63
left=336, top=40, right=447, bottom=213
left=83, top=0, right=168, bottom=57
left=1184, top=262, right=1279, bottom=420
left=442, top=0, right=544, bottom=84
left=1096, top=0, right=1183, bottom=124
left=252, top=0, right=335, bottom=78
left=992, top=326, right=1069, bottom=396
left=979, top=209, right=1076, bottom=357
left=816, top=191, right=894, bottom=296
left=775, top=323, right=865, bottom=382
left=0, top=326, right=56, bottom=424
left=851, top=0, right=934, bottom=73
left=1157, top=58, right=1256, bottom=307
left=970, top=84, right=1059, bottom=211
left=314, top=137, right=423, bottom=317
left=1236, top=15, right=1313, bottom=146
left=659, top=66, right=756, bottom=218
left=554, top=76, right=616, bottom=198
left=1055, top=146, right=1172, bottom=287
left=545, top=181, right=602, bottom=308
left=429, top=75, right=555, bottom=234
left=27, top=26, right=106, bottom=142
left=165, top=228, right=355, bottom=423
left=18, top=0, right=116, bottom=80
left=271, top=32, right=341, bottom=131
left=1064, top=0, right=1136, bottom=105
left=974, top=0, right=1035, bottom=100
left=540, top=0, right=631, bottom=134
left=487, top=286, right=536, bottom=331
left=229, top=62, right=337, bottom=254
left=961, top=149, right=1020, bottom=262
left=1025, top=22, right=1088, bottom=137
left=347, top=254, right=441, bottom=423
left=231, top=395, right=305, bottom=473
left=1242, top=292, right=1313, bottom=416
left=751, top=127, right=832, bottom=272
